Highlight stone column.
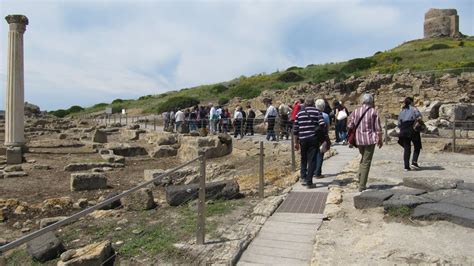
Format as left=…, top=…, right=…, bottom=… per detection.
left=4, top=15, right=28, bottom=148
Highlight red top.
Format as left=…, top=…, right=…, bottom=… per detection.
left=290, top=101, right=300, bottom=121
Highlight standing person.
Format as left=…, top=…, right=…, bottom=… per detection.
left=348, top=94, right=383, bottom=192
left=189, top=106, right=198, bottom=131
left=241, top=107, right=247, bottom=137
left=324, top=99, right=333, bottom=125
left=294, top=98, right=327, bottom=187
left=397, top=97, right=422, bottom=171
left=335, top=101, right=349, bottom=144
left=222, top=108, right=231, bottom=133
left=245, top=105, right=255, bottom=136
left=290, top=99, right=304, bottom=123
left=314, top=99, right=331, bottom=178
left=278, top=101, right=290, bottom=140
left=162, top=111, right=169, bottom=131
left=216, top=106, right=223, bottom=133
left=264, top=100, right=278, bottom=141
left=233, top=106, right=244, bottom=139
left=209, top=103, right=218, bottom=134
left=175, top=109, right=185, bottom=132
left=169, top=109, right=175, bottom=132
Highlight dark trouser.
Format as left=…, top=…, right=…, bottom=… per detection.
left=266, top=116, right=276, bottom=141
left=234, top=119, right=243, bottom=138
left=279, top=115, right=289, bottom=139
left=400, top=134, right=422, bottom=169
left=358, top=144, right=375, bottom=190
left=245, top=119, right=254, bottom=135
left=313, top=148, right=324, bottom=176
left=300, top=138, right=319, bottom=184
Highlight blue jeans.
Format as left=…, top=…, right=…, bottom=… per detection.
left=300, top=138, right=319, bottom=184
left=313, top=149, right=324, bottom=176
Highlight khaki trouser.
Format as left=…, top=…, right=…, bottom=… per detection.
left=358, top=144, right=375, bottom=190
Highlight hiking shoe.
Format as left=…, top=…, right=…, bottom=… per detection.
left=315, top=175, right=325, bottom=179
left=411, top=162, right=421, bottom=169
left=404, top=168, right=411, bottom=172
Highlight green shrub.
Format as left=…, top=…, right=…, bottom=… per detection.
left=218, top=97, right=229, bottom=106
left=211, top=84, right=229, bottom=94
left=392, top=56, right=403, bottom=63
left=340, top=58, right=377, bottom=73
left=67, top=105, right=84, bottom=113
left=50, top=109, right=69, bottom=118
left=462, top=62, right=474, bottom=67
left=286, top=66, right=303, bottom=71
left=111, top=106, right=123, bottom=113
left=227, top=84, right=261, bottom=99
left=420, top=43, right=451, bottom=51
left=93, top=103, right=108, bottom=108
left=374, top=51, right=383, bottom=56
left=153, top=96, right=200, bottom=113
left=138, top=95, right=153, bottom=100
left=459, top=41, right=465, bottom=47
left=277, top=71, right=304, bottom=82
left=112, top=98, right=124, bottom=104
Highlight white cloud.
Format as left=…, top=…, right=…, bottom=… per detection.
left=0, top=0, right=437, bottom=110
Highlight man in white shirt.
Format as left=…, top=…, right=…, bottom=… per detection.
left=264, top=100, right=278, bottom=141
left=209, top=103, right=217, bottom=134
left=234, top=106, right=244, bottom=139
left=175, top=109, right=185, bottom=132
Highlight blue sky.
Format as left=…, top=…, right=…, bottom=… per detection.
left=0, top=0, right=473, bottom=111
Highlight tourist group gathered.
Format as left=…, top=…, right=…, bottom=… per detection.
left=160, top=93, right=424, bottom=191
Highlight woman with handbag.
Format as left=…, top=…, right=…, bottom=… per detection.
left=347, top=94, right=383, bottom=192
left=397, top=97, right=423, bottom=171
left=314, top=99, right=331, bottom=178
left=334, top=101, right=349, bottom=144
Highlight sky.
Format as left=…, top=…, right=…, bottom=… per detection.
left=0, top=0, right=473, bottom=111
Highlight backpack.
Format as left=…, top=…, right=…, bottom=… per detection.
left=301, top=107, right=325, bottom=142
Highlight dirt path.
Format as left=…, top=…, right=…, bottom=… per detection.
left=311, top=144, right=474, bottom=264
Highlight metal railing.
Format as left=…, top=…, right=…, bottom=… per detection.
left=0, top=155, right=205, bottom=255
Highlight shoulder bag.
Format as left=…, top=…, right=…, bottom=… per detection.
left=347, top=107, right=371, bottom=147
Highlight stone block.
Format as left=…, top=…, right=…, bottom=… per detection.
left=383, top=194, right=434, bottom=210
left=439, top=103, right=473, bottom=121
left=57, top=240, right=114, bottom=266
left=166, top=180, right=240, bottom=206
left=156, top=134, right=178, bottom=146
left=6, top=147, right=22, bottom=164
left=98, top=192, right=122, bottom=210
left=39, top=216, right=69, bottom=228
left=92, top=130, right=107, bottom=143
left=64, top=162, right=123, bottom=171
left=121, top=188, right=156, bottom=211
left=353, top=190, right=394, bottom=209
left=101, top=154, right=125, bottom=164
left=403, top=176, right=463, bottom=192
left=144, top=168, right=197, bottom=186
left=412, top=203, right=474, bottom=228
left=4, top=165, right=22, bottom=172
left=149, top=145, right=178, bottom=158
left=458, top=182, right=474, bottom=192
left=107, top=145, right=148, bottom=157
left=26, top=232, right=65, bottom=262
left=388, top=186, right=426, bottom=196
left=4, top=171, right=27, bottom=178
left=70, top=173, right=107, bottom=191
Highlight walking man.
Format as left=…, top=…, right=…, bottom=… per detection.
left=294, top=98, right=327, bottom=187
left=264, top=100, right=278, bottom=141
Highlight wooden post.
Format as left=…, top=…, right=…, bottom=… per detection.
left=290, top=131, right=296, bottom=172
left=384, top=116, right=388, bottom=144
left=145, top=118, right=148, bottom=129
left=153, top=116, right=156, bottom=131
left=259, top=141, right=264, bottom=198
left=196, top=155, right=206, bottom=245
left=113, top=115, right=116, bottom=124
left=119, top=115, right=122, bottom=124
left=452, top=121, right=456, bottom=153
left=125, top=114, right=128, bottom=125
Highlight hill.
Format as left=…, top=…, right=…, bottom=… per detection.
left=52, top=37, right=474, bottom=117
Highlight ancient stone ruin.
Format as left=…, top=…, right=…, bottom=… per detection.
left=424, top=8, right=461, bottom=38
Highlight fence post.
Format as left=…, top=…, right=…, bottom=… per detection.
left=125, top=114, right=128, bottom=125
left=119, top=115, right=122, bottom=124
left=290, top=131, right=296, bottom=172
left=259, top=141, right=264, bottom=198
left=196, top=155, right=206, bottom=245
left=145, top=118, right=148, bottom=129
left=384, top=115, right=388, bottom=144
left=113, top=115, right=116, bottom=124
left=452, top=121, right=456, bottom=153
left=153, top=116, right=156, bottom=131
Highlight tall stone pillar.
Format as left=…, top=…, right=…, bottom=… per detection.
left=4, top=15, right=28, bottom=148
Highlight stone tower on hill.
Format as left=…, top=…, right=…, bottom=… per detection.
left=424, top=8, right=461, bottom=38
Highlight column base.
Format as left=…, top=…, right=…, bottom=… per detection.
left=6, top=146, right=23, bottom=164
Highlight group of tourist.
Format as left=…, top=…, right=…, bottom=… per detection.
left=161, top=93, right=423, bottom=191
left=294, top=93, right=423, bottom=191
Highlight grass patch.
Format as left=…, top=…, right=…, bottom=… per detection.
left=387, top=206, right=412, bottom=217
left=4, top=249, right=51, bottom=266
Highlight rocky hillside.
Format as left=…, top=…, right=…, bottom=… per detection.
left=61, top=37, right=473, bottom=117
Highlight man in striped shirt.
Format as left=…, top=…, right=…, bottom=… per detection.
left=294, top=98, right=327, bottom=186
left=347, top=93, right=383, bottom=192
